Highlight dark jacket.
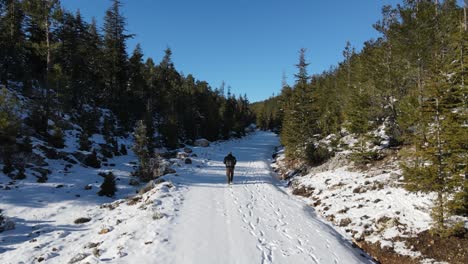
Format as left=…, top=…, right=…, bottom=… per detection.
left=223, top=154, right=237, bottom=168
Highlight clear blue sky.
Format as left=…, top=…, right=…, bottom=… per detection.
left=61, top=0, right=407, bottom=102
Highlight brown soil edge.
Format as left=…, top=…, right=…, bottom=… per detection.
left=354, top=240, right=418, bottom=264
left=353, top=230, right=468, bottom=264
left=405, top=231, right=468, bottom=264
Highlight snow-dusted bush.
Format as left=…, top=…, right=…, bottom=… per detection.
left=135, top=155, right=164, bottom=182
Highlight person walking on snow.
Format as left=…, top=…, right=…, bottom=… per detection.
left=223, top=152, right=237, bottom=184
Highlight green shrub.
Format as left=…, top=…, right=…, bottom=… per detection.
left=78, top=132, right=92, bottom=151
left=48, top=126, right=65, bottom=149
left=84, top=150, right=101, bottom=168
left=19, top=136, right=33, bottom=153
left=99, top=144, right=114, bottom=158
left=350, top=150, right=381, bottom=165
left=449, top=184, right=468, bottom=217
left=2, top=158, right=14, bottom=175
left=120, top=144, right=127, bottom=155
left=98, top=172, right=116, bottom=197
left=305, top=144, right=333, bottom=166
left=15, top=166, right=26, bottom=180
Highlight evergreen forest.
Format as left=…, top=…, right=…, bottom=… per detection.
left=254, top=0, right=467, bottom=235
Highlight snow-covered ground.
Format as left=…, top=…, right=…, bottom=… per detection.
left=1, top=131, right=374, bottom=263
left=272, top=145, right=450, bottom=261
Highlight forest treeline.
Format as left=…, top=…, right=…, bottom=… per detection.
left=0, top=0, right=254, bottom=150
left=254, top=0, right=466, bottom=235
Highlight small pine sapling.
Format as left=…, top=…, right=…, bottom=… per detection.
left=15, top=166, right=26, bottom=180
left=120, top=144, right=127, bottom=155
left=84, top=150, right=101, bottom=168
left=2, top=158, right=14, bottom=175
left=78, top=132, right=92, bottom=151
left=22, top=136, right=33, bottom=153
left=98, top=172, right=116, bottom=197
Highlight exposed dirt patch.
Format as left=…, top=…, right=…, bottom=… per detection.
left=355, top=240, right=418, bottom=264
left=291, top=185, right=314, bottom=197
left=404, top=231, right=468, bottom=264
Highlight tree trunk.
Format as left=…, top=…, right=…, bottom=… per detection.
left=462, top=2, right=466, bottom=89
left=434, top=98, right=445, bottom=230
left=43, top=0, right=52, bottom=133
left=464, top=1, right=467, bottom=32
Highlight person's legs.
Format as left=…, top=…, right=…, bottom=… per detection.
left=229, top=168, right=234, bottom=183
left=226, top=168, right=230, bottom=183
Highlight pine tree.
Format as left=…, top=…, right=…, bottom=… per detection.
left=103, top=0, right=132, bottom=125
left=0, top=88, right=19, bottom=143
left=78, top=132, right=92, bottom=151
left=156, top=48, right=181, bottom=148
left=294, top=48, right=311, bottom=85
left=281, top=49, right=319, bottom=159
left=401, top=1, right=467, bottom=235
left=23, top=0, right=62, bottom=133
left=85, top=17, right=105, bottom=105
left=0, top=0, right=25, bottom=87
left=132, top=120, right=150, bottom=176
left=128, top=43, right=147, bottom=121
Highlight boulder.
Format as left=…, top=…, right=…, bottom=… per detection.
left=74, top=217, right=91, bottom=224
left=129, top=179, right=140, bottom=186
left=376, top=216, right=401, bottom=231
left=71, top=152, right=87, bottom=163
left=31, top=167, right=51, bottom=178
left=160, top=151, right=178, bottom=159
left=0, top=219, right=15, bottom=232
left=183, top=147, right=193, bottom=154
left=245, top=123, right=256, bottom=133
left=194, top=138, right=210, bottom=147
left=98, top=227, right=113, bottom=235
left=84, top=242, right=100, bottom=249
left=177, top=152, right=189, bottom=159
left=68, top=253, right=89, bottom=264
left=152, top=212, right=166, bottom=220
left=184, top=158, right=192, bottom=164
left=39, top=146, right=61, bottom=160
left=63, top=156, right=78, bottom=164
left=163, top=167, right=176, bottom=175
left=339, top=218, right=352, bottom=227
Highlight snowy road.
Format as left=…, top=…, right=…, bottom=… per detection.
left=159, top=132, right=373, bottom=264
left=0, top=132, right=374, bottom=263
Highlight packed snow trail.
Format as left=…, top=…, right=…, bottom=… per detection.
left=158, top=132, right=373, bottom=264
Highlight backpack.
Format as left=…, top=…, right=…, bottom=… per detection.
left=225, top=157, right=235, bottom=167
